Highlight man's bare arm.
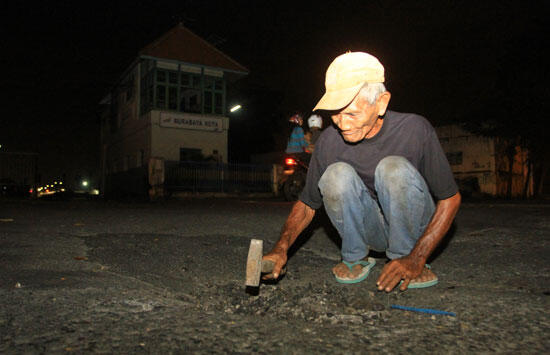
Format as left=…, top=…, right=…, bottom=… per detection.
left=262, top=200, right=316, bottom=279
left=377, top=191, right=461, bottom=291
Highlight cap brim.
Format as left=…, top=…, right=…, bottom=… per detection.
left=313, top=82, right=364, bottom=111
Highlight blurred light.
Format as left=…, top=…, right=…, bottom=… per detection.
left=230, top=104, right=242, bottom=113
left=82, top=180, right=88, bottom=187
left=91, top=189, right=100, bottom=195
left=285, top=158, right=297, bottom=166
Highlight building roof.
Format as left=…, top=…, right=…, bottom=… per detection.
left=139, top=23, right=249, bottom=74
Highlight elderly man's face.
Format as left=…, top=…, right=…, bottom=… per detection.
left=331, top=91, right=389, bottom=143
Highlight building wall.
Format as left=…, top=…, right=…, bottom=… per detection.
left=101, top=64, right=152, bottom=175
left=150, top=110, right=229, bottom=163
left=436, top=125, right=497, bottom=196
left=105, top=116, right=151, bottom=173
left=436, top=125, right=533, bottom=197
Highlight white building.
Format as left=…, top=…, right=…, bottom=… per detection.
left=100, top=23, right=248, bottom=194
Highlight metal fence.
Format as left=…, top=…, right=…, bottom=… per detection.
left=165, top=161, right=274, bottom=193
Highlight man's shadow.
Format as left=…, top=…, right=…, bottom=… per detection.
left=428, top=222, right=457, bottom=263
left=287, top=206, right=341, bottom=259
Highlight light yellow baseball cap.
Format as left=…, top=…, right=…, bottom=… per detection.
left=313, top=52, right=385, bottom=111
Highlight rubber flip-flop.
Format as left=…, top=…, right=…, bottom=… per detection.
left=401, top=264, right=439, bottom=289
left=334, top=257, right=376, bottom=284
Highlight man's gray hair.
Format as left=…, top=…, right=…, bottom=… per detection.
left=359, top=82, right=387, bottom=105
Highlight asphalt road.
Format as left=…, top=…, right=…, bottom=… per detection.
left=1, top=197, right=549, bottom=353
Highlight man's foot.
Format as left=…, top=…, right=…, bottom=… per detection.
left=333, top=257, right=376, bottom=284
left=407, top=264, right=438, bottom=289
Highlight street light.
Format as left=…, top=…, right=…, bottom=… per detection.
left=230, top=104, right=242, bottom=113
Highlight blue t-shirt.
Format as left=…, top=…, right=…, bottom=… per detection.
left=285, top=126, right=308, bottom=153
left=299, top=110, right=458, bottom=209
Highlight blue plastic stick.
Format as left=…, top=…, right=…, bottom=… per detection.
left=391, top=304, right=456, bottom=317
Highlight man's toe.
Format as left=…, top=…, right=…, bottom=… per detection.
left=409, top=266, right=438, bottom=286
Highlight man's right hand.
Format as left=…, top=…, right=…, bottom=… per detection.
left=261, top=247, right=287, bottom=280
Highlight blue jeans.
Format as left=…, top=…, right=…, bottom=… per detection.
left=318, top=156, right=435, bottom=261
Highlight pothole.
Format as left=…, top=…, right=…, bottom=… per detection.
left=190, top=281, right=389, bottom=325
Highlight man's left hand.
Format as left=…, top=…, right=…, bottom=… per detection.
left=376, top=255, right=424, bottom=292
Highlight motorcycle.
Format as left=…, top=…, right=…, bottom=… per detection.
left=281, top=154, right=309, bottom=201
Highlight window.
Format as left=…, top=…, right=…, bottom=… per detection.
left=181, top=73, right=190, bottom=86
left=446, top=152, right=463, bottom=165
left=168, top=87, right=178, bottom=110
left=138, top=59, right=226, bottom=115
left=157, top=70, right=166, bottom=82
left=156, top=85, right=166, bottom=108
left=214, top=92, right=223, bottom=114
left=125, top=74, right=134, bottom=102
left=169, top=71, right=178, bottom=84
left=204, top=91, right=212, bottom=113
left=179, top=74, right=202, bottom=113
left=204, top=77, right=224, bottom=115
left=137, top=149, right=144, bottom=167
left=140, top=59, right=155, bottom=116
left=180, top=148, right=203, bottom=162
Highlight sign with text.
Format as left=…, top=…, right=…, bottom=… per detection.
left=159, top=113, right=223, bottom=132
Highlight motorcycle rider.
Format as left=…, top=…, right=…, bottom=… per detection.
left=281, top=113, right=310, bottom=200
left=285, top=113, right=309, bottom=162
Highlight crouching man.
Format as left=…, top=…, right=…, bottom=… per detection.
left=263, top=52, right=461, bottom=292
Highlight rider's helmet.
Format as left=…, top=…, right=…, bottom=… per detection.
left=307, top=114, right=322, bottom=129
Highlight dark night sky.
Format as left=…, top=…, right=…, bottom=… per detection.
left=1, top=1, right=548, bottom=177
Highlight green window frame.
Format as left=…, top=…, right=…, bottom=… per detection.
left=203, top=76, right=225, bottom=115
left=139, top=58, right=226, bottom=116
left=140, top=59, right=155, bottom=115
